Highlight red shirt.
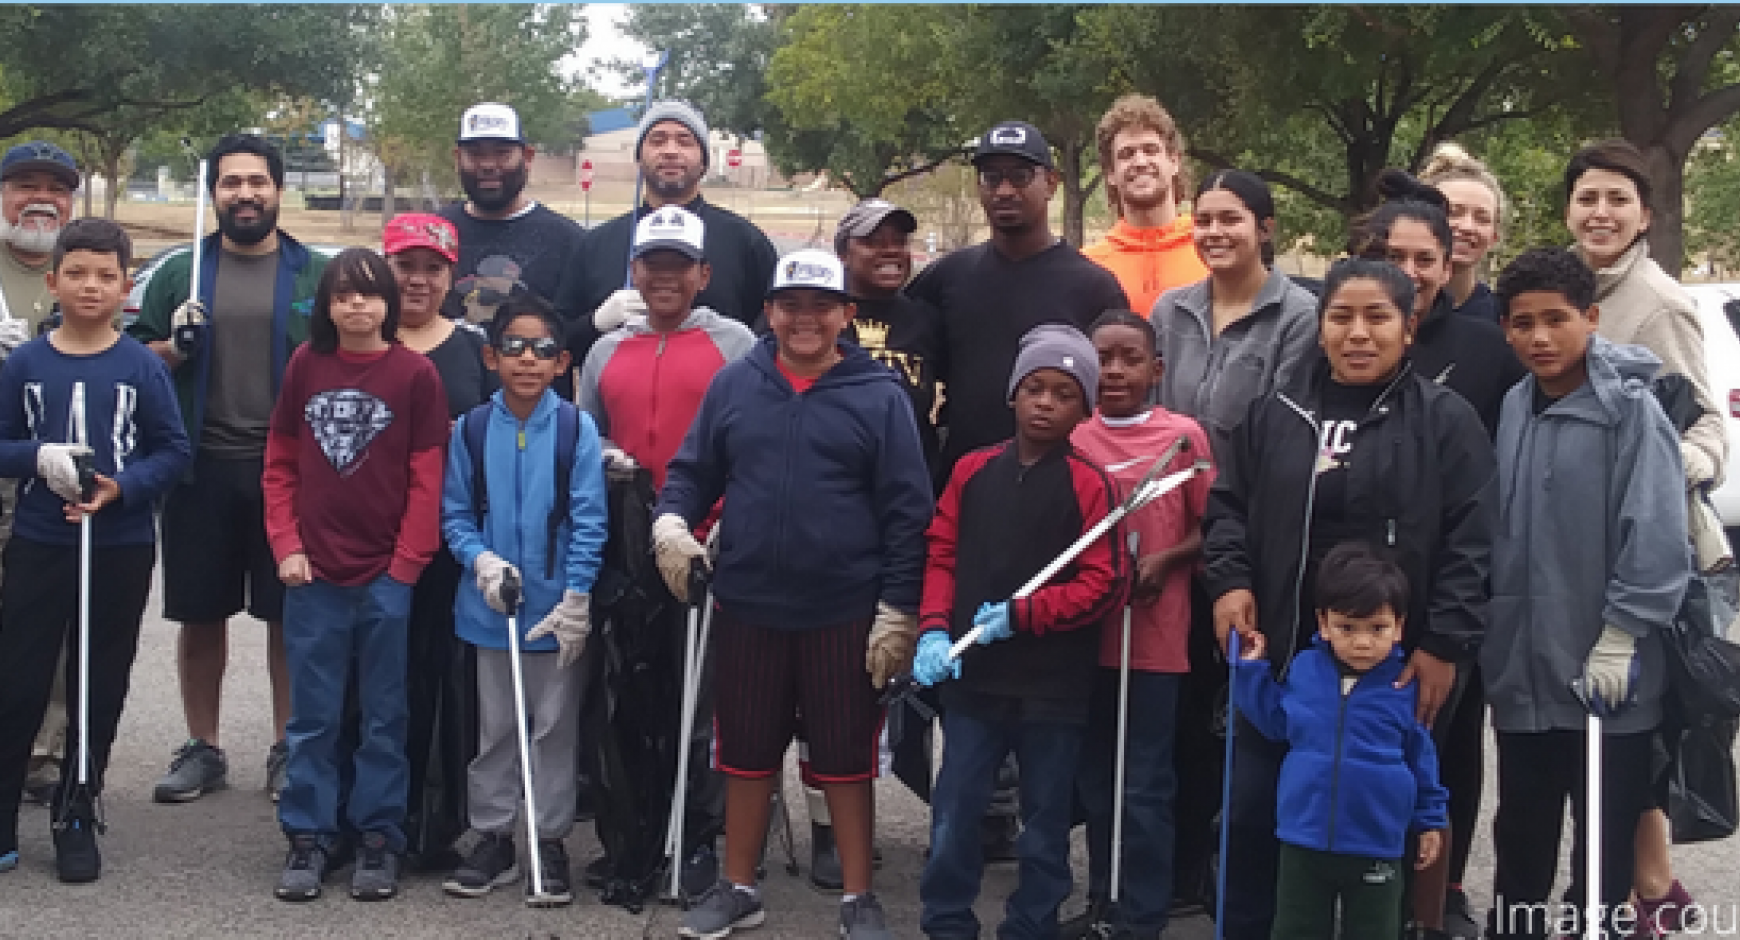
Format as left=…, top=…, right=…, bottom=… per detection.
left=263, top=344, right=449, bottom=586
left=1071, top=408, right=1214, bottom=673
left=775, top=356, right=820, bottom=395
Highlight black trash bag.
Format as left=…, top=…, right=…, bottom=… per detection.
left=886, top=684, right=939, bottom=803
left=402, top=550, right=473, bottom=870
left=1668, top=716, right=1739, bottom=844
left=582, top=468, right=686, bottom=911
left=1662, top=574, right=1740, bottom=721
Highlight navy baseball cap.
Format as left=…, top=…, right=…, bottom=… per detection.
left=972, top=121, right=1053, bottom=169
left=1, top=141, right=79, bottom=189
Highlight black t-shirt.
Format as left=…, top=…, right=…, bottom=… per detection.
left=437, top=202, right=586, bottom=323
left=846, top=293, right=942, bottom=474
left=1531, top=381, right=1560, bottom=417
left=423, top=322, right=498, bottom=419
left=906, top=240, right=1128, bottom=484
left=1301, top=378, right=1387, bottom=641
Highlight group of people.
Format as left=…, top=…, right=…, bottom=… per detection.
left=0, top=87, right=1721, bottom=940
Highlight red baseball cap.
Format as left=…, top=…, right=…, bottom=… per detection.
left=383, top=213, right=459, bottom=264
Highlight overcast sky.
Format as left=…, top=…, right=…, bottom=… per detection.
left=569, top=5, right=650, bottom=100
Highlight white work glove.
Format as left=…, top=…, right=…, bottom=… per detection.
left=36, top=443, right=93, bottom=502
left=865, top=601, right=919, bottom=690
left=473, top=551, right=521, bottom=614
left=170, top=299, right=208, bottom=360
left=1583, top=625, right=1639, bottom=714
left=652, top=513, right=707, bottom=603
left=592, top=289, right=647, bottom=333
left=601, top=444, right=639, bottom=483
left=525, top=589, right=592, bottom=669
left=0, top=317, right=30, bottom=356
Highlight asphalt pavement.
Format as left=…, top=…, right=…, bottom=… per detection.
left=3, top=578, right=1737, bottom=938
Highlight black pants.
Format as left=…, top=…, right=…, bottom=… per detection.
left=1490, top=729, right=1654, bottom=940
left=1273, top=844, right=1404, bottom=940
left=0, top=537, right=155, bottom=850
left=1441, top=664, right=1486, bottom=887
left=1172, top=578, right=1226, bottom=905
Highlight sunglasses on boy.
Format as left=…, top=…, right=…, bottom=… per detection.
left=495, top=335, right=561, bottom=360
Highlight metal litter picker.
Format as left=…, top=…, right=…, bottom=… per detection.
left=54, top=453, right=101, bottom=849
left=663, top=563, right=713, bottom=902
left=500, top=569, right=565, bottom=907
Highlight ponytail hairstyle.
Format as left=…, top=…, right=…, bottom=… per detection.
left=1419, top=141, right=1509, bottom=243
left=1195, top=169, right=1277, bottom=267
left=1346, top=169, right=1453, bottom=260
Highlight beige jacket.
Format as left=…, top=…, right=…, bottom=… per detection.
left=1579, top=239, right=1727, bottom=488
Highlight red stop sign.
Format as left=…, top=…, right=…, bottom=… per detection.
left=579, top=158, right=594, bottom=192
left=726, top=148, right=743, bottom=168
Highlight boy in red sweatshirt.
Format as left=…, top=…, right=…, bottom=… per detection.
left=262, top=248, right=448, bottom=903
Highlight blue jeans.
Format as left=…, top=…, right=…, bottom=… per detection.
left=1220, top=716, right=1287, bottom=940
left=279, top=574, right=412, bottom=850
left=921, top=702, right=1084, bottom=940
left=1078, top=669, right=1181, bottom=936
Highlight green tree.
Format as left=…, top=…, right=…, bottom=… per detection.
left=0, top=5, right=373, bottom=139
left=1560, top=5, right=1740, bottom=273
left=368, top=4, right=586, bottom=210
left=613, top=3, right=784, bottom=140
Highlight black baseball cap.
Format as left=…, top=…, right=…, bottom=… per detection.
left=0, top=141, right=79, bottom=189
left=972, top=121, right=1053, bottom=169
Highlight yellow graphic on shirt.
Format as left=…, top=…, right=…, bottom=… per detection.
left=857, top=317, right=924, bottom=388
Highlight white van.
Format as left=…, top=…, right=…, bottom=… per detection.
left=1678, top=283, right=1740, bottom=535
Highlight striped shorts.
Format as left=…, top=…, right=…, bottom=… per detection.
left=712, top=609, right=884, bottom=782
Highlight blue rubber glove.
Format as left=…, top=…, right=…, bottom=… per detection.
left=972, top=600, right=1015, bottom=645
left=911, top=631, right=959, bottom=687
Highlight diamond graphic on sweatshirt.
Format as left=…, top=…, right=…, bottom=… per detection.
left=304, top=388, right=393, bottom=476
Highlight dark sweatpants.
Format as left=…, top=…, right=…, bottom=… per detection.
left=0, top=537, right=155, bottom=850
left=1272, top=843, right=1405, bottom=940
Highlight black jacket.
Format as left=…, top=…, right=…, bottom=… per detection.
left=1410, top=292, right=1527, bottom=438
left=1203, top=357, right=1497, bottom=669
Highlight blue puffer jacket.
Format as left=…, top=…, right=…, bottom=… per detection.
left=1233, top=640, right=1448, bottom=860
left=656, top=334, right=933, bottom=629
left=441, top=389, right=608, bottom=651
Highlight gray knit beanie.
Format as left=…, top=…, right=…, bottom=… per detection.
left=636, top=100, right=711, bottom=169
left=1008, top=324, right=1100, bottom=409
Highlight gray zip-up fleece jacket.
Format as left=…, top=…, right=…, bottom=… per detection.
left=1484, top=336, right=1691, bottom=735
left=1152, top=267, right=1319, bottom=462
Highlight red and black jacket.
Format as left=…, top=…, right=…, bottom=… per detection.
left=921, top=440, right=1127, bottom=702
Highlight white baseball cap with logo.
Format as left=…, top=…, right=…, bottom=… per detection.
left=632, top=206, right=707, bottom=261
left=767, top=249, right=853, bottom=301
left=458, top=102, right=524, bottom=144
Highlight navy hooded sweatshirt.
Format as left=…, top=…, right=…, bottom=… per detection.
left=656, top=334, right=934, bottom=629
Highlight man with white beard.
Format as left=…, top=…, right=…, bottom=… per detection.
left=0, top=141, right=78, bottom=804
left=0, top=141, right=78, bottom=336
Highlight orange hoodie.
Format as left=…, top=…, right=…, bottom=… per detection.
left=1083, top=215, right=1208, bottom=317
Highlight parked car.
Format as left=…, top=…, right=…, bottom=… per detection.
left=121, top=242, right=345, bottom=329
left=1680, top=283, right=1740, bottom=537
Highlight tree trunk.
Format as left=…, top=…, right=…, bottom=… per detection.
left=380, top=161, right=397, bottom=228
left=1058, top=138, right=1086, bottom=248
left=104, top=153, right=122, bottom=218
left=1642, top=142, right=1687, bottom=277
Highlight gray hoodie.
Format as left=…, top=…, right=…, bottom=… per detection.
left=1152, top=268, right=1318, bottom=462
left=1484, top=335, right=1691, bottom=735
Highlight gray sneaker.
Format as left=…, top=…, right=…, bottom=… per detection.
left=679, top=880, right=766, bottom=938
left=840, top=893, right=893, bottom=939
left=275, top=835, right=328, bottom=902
left=153, top=739, right=228, bottom=803
left=265, top=741, right=288, bottom=802
left=350, top=832, right=400, bottom=901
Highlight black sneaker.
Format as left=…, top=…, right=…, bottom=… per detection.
left=276, top=835, right=329, bottom=901
left=810, top=822, right=843, bottom=892
left=350, top=832, right=400, bottom=901
left=681, top=842, right=720, bottom=900
left=840, top=892, right=893, bottom=939
left=52, top=801, right=101, bottom=884
left=526, top=839, right=573, bottom=907
left=153, top=739, right=228, bottom=803
left=443, top=832, right=518, bottom=898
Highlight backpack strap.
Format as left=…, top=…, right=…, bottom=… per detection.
left=546, top=401, right=582, bottom=580
left=462, top=402, right=492, bottom=528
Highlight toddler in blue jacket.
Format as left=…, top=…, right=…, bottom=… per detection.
left=1232, top=540, right=1448, bottom=940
